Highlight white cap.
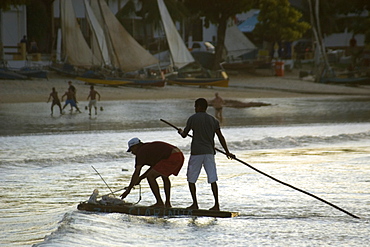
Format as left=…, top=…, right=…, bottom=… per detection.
left=127, top=137, right=141, bottom=152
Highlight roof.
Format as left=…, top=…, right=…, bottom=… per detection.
left=237, top=10, right=260, bottom=33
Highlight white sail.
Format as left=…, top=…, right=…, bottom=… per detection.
left=84, top=0, right=111, bottom=67
left=157, top=0, right=194, bottom=69
left=225, top=21, right=256, bottom=58
left=96, top=0, right=158, bottom=72
left=60, top=0, right=102, bottom=67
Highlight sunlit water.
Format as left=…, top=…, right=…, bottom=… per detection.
left=1, top=96, right=370, bottom=246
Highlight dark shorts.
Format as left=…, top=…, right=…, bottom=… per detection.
left=52, top=100, right=61, bottom=106
left=65, top=99, right=77, bottom=107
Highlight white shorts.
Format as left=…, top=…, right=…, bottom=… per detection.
left=187, top=154, right=218, bottom=183
left=89, top=100, right=97, bottom=108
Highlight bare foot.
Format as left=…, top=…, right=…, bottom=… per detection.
left=209, top=205, right=220, bottom=211
left=186, top=204, right=199, bottom=210
left=165, top=203, right=172, bottom=208
left=149, top=202, right=165, bottom=208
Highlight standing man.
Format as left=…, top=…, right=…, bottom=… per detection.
left=210, top=92, right=225, bottom=122
left=120, top=138, right=184, bottom=208
left=62, top=88, right=81, bottom=113
left=178, top=98, right=235, bottom=211
left=68, top=81, right=77, bottom=111
left=47, top=87, right=62, bottom=115
left=87, top=85, right=101, bottom=115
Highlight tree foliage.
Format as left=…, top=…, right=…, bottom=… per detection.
left=253, top=0, right=310, bottom=44
left=0, top=0, right=26, bottom=10
left=184, top=0, right=254, bottom=69
left=116, top=0, right=189, bottom=28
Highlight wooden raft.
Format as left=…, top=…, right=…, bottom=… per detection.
left=77, top=202, right=239, bottom=218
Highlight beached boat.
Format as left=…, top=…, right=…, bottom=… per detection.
left=0, top=68, right=27, bottom=80
left=320, top=76, right=370, bottom=85
left=77, top=201, right=239, bottom=218
left=76, top=75, right=165, bottom=87
left=222, top=21, right=257, bottom=71
left=157, top=0, right=228, bottom=88
left=17, top=67, right=48, bottom=79
left=167, top=73, right=229, bottom=87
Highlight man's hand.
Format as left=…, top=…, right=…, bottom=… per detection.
left=120, top=188, right=131, bottom=200
left=226, top=152, right=236, bottom=160
left=178, top=128, right=186, bottom=138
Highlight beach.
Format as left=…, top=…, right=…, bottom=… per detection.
left=1, top=69, right=370, bottom=246
left=1, top=69, right=370, bottom=104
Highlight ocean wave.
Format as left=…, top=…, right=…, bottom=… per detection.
left=1, top=131, right=370, bottom=167
left=226, top=131, right=370, bottom=151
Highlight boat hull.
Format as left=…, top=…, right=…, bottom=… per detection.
left=77, top=202, right=239, bottom=218
left=0, top=69, right=27, bottom=80
left=76, top=77, right=166, bottom=87
left=167, top=77, right=229, bottom=87
left=320, top=77, right=370, bottom=85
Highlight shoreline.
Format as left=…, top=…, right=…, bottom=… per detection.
left=1, top=70, right=370, bottom=104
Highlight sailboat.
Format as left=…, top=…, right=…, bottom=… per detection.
left=50, top=0, right=103, bottom=76
left=51, top=0, right=164, bottom=86
left=222, top=21, right=258, bottom=70
left=157, top=0, right=229, bottom=87
left=75, top=0, right=165, bottom=87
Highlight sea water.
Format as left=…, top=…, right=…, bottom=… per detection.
left=0, top=96, right=369, bottom=246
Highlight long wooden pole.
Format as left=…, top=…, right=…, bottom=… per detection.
left=160, top=119, right=360, bottom=219
left=92, top=165, right=116, bottom=197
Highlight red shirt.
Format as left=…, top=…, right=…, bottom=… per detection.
left=135, top=142, right=175, bottom=167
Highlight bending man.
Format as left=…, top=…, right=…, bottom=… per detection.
left=120, top=138, right=184, bottom=208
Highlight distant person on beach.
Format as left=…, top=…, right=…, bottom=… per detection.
left=121, top=138, right=184, bottom=208
left=20, top=35, right=27, bottom=44
left=68, top=81, right=77, bottom=111
left=47, top=87, right=62, bottom=115
left=178, top=98, right=235, bottom=211
left=87, top=85, right=101, bottom=115
left=62, top=88, right=81, bottom=113
left=210, top=92, right=225, bottom=122
left=20, top=35, right=28, bottom=52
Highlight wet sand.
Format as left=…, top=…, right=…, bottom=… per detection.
left=1, top=69, right=370, bottom=104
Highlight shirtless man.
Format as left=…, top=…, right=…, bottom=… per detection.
left=62, top=88, right=81, bottom=113
left=87, top=85, right=101, bottom=115
left=47, top=87, right=62, bottom=115
left=210, top=93, right=225, bottom=122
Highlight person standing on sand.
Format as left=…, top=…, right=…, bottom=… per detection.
left=210, top=92, right=225, bottom=122
left=178, top=98, right=235, bottom=211
left=62, top=88, right=81, bottom=113
left=47, top=87, right=62, bottom=115
left=68, top=81, right=77, bottom=111
left=120, top=138, right=184, bottom=208
left=87, top=85, right=101, bottom=115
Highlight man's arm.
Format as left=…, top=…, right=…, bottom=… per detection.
left=120, top=164, right=143, bottom=199
left=178, top=128, right=188, bottom=138
left=215, top=129, right=235, bottom=159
